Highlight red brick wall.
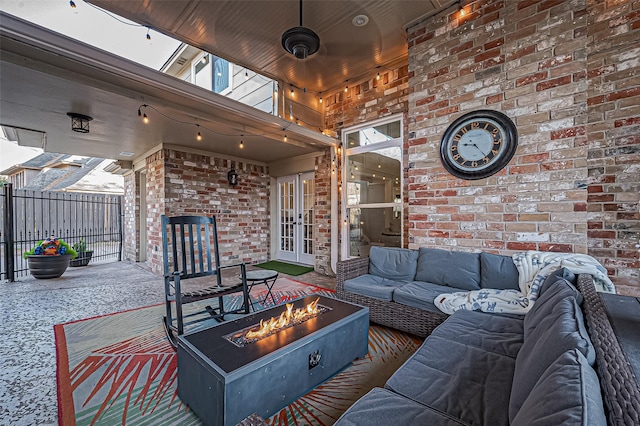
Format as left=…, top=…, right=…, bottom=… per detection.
left=586, top=0, right=640, bottom=295
left=122, top=172, right=138, bottom=262
left=314, top=150, right=333, bottom=275
left=143, top=148, right=271, bottom=274
left=145, top=150, right=167, bottom=273
left=405, top=0, right=638, bottom=293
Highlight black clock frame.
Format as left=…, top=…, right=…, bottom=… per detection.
left=439, top=109, right=518, bottom=180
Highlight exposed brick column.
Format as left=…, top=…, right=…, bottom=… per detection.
left=314, top=150, right=333, bottom=275
left=145, top=150, right=166, bottom=274
left=122, top=172, right=138, bottom=262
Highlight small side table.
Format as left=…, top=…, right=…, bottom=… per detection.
left=245, top=269, right=279, bottom=311
left=601, top=293, right=640, bottom=380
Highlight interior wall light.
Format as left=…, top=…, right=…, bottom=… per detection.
left=227, top=168, right=238, bottom=186
left=67, top=112, right=93, bottom=133
left=393, top=194, right=402, bottom=218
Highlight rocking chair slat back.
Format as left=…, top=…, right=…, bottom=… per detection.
left=161, top=214, right=250, bottom=343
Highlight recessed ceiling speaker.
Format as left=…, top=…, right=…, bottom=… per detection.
left=281, top=0, right=320, bottom=59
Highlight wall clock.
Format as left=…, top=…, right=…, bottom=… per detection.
left=439, top=110, right=518, bottom=180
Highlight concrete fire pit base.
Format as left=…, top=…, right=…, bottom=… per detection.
left=176, top=295, right=369, bottom=426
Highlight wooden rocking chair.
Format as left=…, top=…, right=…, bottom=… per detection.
left=161, top=215, right=250, bottom=346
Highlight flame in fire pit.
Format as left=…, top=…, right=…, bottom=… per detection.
left=224, top=297, right=331, bottom=347
left=246, top=298, right=320, bottom=339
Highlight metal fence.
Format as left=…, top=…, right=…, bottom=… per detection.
left=0, top=183, right=123, bottom=281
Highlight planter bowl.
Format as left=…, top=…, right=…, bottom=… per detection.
left=70, top=250, right=93, bottom=267
left=26, top=254, right=72, bottom=279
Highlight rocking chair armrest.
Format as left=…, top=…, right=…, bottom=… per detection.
left=219, top=263, right=248, bottom=277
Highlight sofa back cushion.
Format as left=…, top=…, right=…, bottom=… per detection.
left=415, top=248, right=481, bottom=290
left=512, top=349, right=606, bottom=426
left=510, top=296, right=596, bottom=421
left=369, top=246, right=418, bottom=281
left=538, top=267, right=577, bottom=297
left=479, top=252, right=519, bottom=290
left=524, top=278, right=582, bottom=338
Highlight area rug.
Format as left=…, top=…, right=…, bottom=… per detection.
left=253, top=260, right=314, bottom=276
left=55, top=278, right=422, bottom=425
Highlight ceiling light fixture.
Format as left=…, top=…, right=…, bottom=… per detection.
left=352, top=14, right=369, bottom=27
left=67, top=112, right=93, bottom=133
left=281, top=0, right=320, bottom=59
left=196, top=124, right=202, bottom=141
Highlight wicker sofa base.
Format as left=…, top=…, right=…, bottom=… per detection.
left=336, top=256, right=447, bottom=338
left=336, top=289, right=447, bottom=338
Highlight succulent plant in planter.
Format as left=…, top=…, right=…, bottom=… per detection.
left=23, top=237, right=78, bottom=279
left=70, top=238, right=94, bottom=267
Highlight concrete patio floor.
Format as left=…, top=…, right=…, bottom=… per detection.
left=0, top=260, right=335, bottom=425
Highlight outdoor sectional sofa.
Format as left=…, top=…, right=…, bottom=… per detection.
left=336, top=246, right=640, bottom=425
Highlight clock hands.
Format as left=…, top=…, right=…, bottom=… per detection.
left=462, top=142, right=488, bottom=157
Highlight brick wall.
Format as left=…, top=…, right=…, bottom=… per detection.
left=143, top=148, right=271, bottom=275
left=122, top=172, right=138, bottom=262
left=145, top=150, right=166, bottom=273
left=404, top=0, right=638, bottom=293
left=585, top=0, right=640, bottom=295
left=314, top=150, right=333, bottom=275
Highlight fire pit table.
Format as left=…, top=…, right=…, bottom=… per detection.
left=176, top=294, right=369, bottom=426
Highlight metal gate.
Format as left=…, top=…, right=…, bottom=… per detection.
left=0, top=183, right=123, bottom=281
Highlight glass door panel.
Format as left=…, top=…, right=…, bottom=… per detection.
left=277, top=173, right=314, bottom=265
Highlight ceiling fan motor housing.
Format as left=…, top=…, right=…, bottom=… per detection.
left=281, top=26, right=320, bottom=59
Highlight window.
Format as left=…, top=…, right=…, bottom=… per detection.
left=343, top=115, right=403, bottom=258
left=193, top=53, right=232, bottom=95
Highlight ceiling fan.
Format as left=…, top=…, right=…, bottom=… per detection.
left=281, top=0, right=320, bottom=59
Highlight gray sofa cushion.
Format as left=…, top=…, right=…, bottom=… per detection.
left=415, top=248, right=481, bottom=290
left=386, top=335, right=514, bottom=426
left=538, top=267, right=577, bottom=297
left=392, top=281, right=455, bottom=313
left=480, top=252, right=519, bottom=290
left=334, top=387, right=468, bottom=426
left=369, top=246, right=418, bottom=281
left=512, top=349, right=606, bottom=426
left=510, top=297, right=596, bottom=421
left=431, top=310, right=524, bottom=358
left=525, top=278, right=582, bottom=338
left=343, top=274, right=405, bottom=301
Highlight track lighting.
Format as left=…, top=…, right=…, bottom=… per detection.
left=69, top=0, right=76, bottom=8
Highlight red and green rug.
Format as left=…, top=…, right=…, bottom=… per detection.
left=55, top=278, right=422, bottom=425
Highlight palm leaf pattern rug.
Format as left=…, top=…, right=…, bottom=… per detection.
left=55, top=279, right=422, bottom=425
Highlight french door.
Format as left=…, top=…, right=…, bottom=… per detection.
left=277, top=172, right=314, bottom=265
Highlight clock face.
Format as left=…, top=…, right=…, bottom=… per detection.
left=440, top=110, right=517, bottom=180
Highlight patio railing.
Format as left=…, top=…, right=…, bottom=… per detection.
left=0, top=183, right=123, bottom=281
